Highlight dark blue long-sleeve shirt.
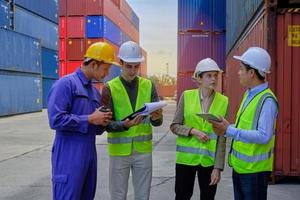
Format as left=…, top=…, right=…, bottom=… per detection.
left=47, top=68, right=105, bottom=135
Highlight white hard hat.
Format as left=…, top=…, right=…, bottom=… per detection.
left=118, top=41, right=144, bottom=63
left=194, top=58, right=222, bottom=77
left=233, top=47, right=271, bottom=77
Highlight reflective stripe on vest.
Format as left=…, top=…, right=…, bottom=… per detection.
left=107, top=76, right=153, bottom=156
left=176, top=89, right=228, bottom=167
left=177, top=145, right=215, bottom=158
left=231, top=147, right=274, bottom=163
left=229, top=88, right=278, bottom=174
left=108, top=135, right=152, bottom=144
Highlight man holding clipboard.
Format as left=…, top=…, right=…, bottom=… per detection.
left=101, top=41, right=163, bottom=200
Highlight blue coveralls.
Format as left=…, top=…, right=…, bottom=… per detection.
left=47, top=68, right=105, bottom=200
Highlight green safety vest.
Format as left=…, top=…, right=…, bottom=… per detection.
left=107, top=76, right=153, bottom=156
left=229, top=88, right=278, bottom=174
left=176, top=89, right=228, bottom=166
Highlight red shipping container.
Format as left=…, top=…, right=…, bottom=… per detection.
left=224, top=10, right=267, bottom=122
left=119, top=12, right=139, bottom=43
left=67, top=0, right=86, bottom=16
left=274, top=13, right=300, bottom=179
left=176, top=72, right=197, bottom=102
left=67, top=39, right=86, bottom=61
left=86, top=38, right=119, bottom=59
left=66, top=61, right=82, bottom=74
left=178, top=33, right=212, bottom=73
left=86, top=0, right=103, bottom=15
left=111, top=0, right=120, bottom=8
left=120, top=0, right=132, bottom=22
left=59, top=17, right=66, bottom=38
left=60, top=0, right=67, bottom=16
left=224, top=7, right=300, bottom=181
left=67, top=17, right=85, bottom=38
left=59, top=61, right=66, bottom=77
left=59, top=38, right=66, bottom=61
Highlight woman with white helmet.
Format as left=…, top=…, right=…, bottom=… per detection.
left=170, top=58, right=228, bottom=200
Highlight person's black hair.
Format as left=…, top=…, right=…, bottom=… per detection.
left=242, top=62, right=265, bottom=81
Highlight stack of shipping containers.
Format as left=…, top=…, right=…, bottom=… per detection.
left=13, top=0, right=59, bottom=109
left=0, top=0, right=146, bottom=115
left=0, top=0, right=59, bottom=115
left=59, top=0, right=146, bottom=90
left=225, top=0, right=300, bottom=181
left=177, top=0, right=226, bottom=100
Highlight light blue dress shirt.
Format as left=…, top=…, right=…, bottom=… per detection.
left=226, top=82, right=278, bottom=144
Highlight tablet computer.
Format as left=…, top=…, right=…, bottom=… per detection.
left=196, top=113, right=222, bottom=122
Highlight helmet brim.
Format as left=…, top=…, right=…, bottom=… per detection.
left=118, top=56, right=145, bottom=63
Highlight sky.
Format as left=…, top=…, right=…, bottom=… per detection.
left=127, top=0, right=178, bottom=77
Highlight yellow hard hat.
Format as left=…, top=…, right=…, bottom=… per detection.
left=84, top=42, right=120, bottom=66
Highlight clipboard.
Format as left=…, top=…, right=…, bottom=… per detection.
left=196, top=113, right=222, bottom=122
left=121, top=101, right=167, bottom=121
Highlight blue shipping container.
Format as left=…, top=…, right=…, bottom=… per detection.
left=86, top=16, right=121, bottom=46
left=42, top=48, right=59, bottom=79
left=178, top=0, right=226, bottom=32
left=178, top=0, right=213, bottom=31
left=0, top=0, right=10, bottom=28
left=131, top=11, right=139, bottom=31
left=213, top=0, right=226, bottom=32
left=42, top=77, right=57, bottom=108
left=14, top=0, right=58, bottom=23
left=0, top=70, right=42, bottom=116
left=0, top=28, right=41, bottom=73
left=103, top=65, right=121, bottom=83
left=121, top=31, right=131, bottom=44
left=14, top=6, right=58, bottom=50
left=226, top=0, right=263, bottom=53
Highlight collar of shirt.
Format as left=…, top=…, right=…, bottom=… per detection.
left=242, top=82, right=269, bottom=110
left=120, top=75, right=138, bottom=87
left=198, top=89, right=215, bottom=101
left=76, top=68, right=92, bottom=86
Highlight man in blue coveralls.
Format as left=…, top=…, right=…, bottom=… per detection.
left=47, top=42, right=119, bottom=200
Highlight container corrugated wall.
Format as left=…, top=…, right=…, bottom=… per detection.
left=66, top=0, right=85, bottom=16
left=0, top=28, right=41, bottom=74
left=178, top=33, right=212, bottom=73
left=226, top=0, right=264, bottom=53
left=14, top=0, right=58, bottom=23
left=0, top=71, right=42, bottom=116
left=224, top=9, right=267, bottom=122
left=225, top=3, right=300, bottom=180
left=41, top=48, right=59, bottom=79
left=14, top=6, right=58, bottom=50
left=274, top=13, right=300, bottom=178
left=59, top=0, right=142, bottom=84
left=178, top=0, right=213, bottom=31
left=67, top=17, right=85, bottom=38
left=42, top=78, right=57, bottom=108
left=177, top=0, right=226, bottom=100
left=0, top=0, right=10, bottom=28
left=85, top=15, right=121, bottom=46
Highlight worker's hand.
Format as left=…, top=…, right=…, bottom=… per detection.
left=190, top=128, right=210, bottom=143
left=88, top=107, right=112, bottom=126
left=209, top=168, right=221, bottom=185
left=123, top=115, right=144, bottom=129
left=150, top=108, right=163, bottom=121
left=208, top=117, right=230, bottom=136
